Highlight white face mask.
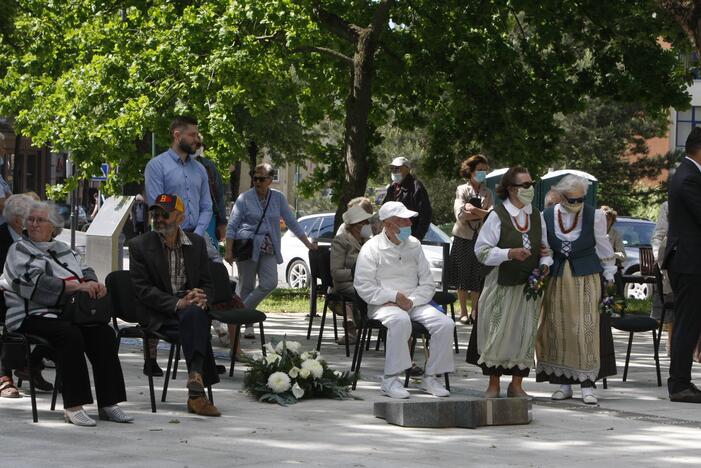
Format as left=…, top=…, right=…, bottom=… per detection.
left=516, top=186, right=535, bottom=205
left=360, top=224, right=373, bottom=239
left=391, top=172, right=404, bottom=184
left=562, top=201, right=583, bottom=213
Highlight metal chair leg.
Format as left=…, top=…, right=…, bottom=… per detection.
left=404, top=335, right=418, bottom=388
left=450, top=303, right=459, bottom=353
left=342, top=299, right=350, bottom=358
left=316, top=299, right=329, bottom=351
left=375, top=329, right=383, bottom=351
left=50, top=369, right=61, bottom=411
left=259, top=322, right=267, bottom=356
left=603, top=378, right=608, bottom=389
left=622, top=332, right=634, bottom=382
left=208, top=386, right=213, bottom=404
left=27, top=341, right=38, bottom=423
left=172, top=344, right=181, bottom=380
left=144, top=337, right=156, bottom=413
left=161, top=343, right=176, bottom=402
left=653, top=329, right=662, bottom=387
left=353, top=326, right=369, bottom=390
left=351, top=325, right=362, bottom=372
left=444, top=373, right=450, bottom=391
left=230, top=325, right=241, bottom=377
left=306, top=287, right=318, bottom=340
left=366, top=329, right=372, bottom=350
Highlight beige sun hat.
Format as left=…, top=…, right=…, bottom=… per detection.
left=342, top=205, right=373, bottom=225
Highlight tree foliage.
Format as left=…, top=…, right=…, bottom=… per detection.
left=0, top=1, right=694, bottom=212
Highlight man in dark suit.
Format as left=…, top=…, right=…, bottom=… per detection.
left=381, top=157, right=433, bottom=241
left=129, top=193, right=221, bottom=416
left=663, top=127, right=701, bottom=403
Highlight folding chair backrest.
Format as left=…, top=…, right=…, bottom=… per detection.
left=105, top=270, right=140, bottom=324
left=210, top=261, right=233, bottom=304
left=309, top=245, right=333, bottom=292
left=639, top=246, right=655, bottom=276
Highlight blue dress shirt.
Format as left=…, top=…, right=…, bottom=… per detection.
left=144, top=149, right=213, bottom=235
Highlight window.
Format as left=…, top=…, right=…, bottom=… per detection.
left=316, top=215, right=335, bottom=240
left=676, top=107, right=701, bottom=149
left=296, top=218, right=316, bottom=237
left=613, top=221, right=654, bottom=248
left=271, top=168, right=280, bottom=182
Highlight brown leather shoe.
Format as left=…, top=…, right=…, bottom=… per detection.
left=186, top=372, right=204, bottom=393
left=187, top=396, right=221, bottom=416
left=669, top=388, right=701, bottom=403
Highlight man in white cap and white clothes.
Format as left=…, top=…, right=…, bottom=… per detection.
left=380, top=156, right=432, bottom=241
left=354, top=201, right=454, bottom=399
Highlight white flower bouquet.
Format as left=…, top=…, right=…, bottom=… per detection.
left=243, top=337, right=354, bottom=405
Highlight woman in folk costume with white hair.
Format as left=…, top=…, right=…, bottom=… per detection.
left=536, top=175, right=617, bottom=404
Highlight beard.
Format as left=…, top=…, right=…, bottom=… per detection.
left=178, top=139, right=196, bottom=155
left=152, top=220, right=178, bottom=236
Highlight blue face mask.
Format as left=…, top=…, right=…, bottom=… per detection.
left=397, top=226, right=412, bottom=242
left=474, top=170, right=487, bottom=183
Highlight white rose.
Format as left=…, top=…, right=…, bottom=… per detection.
left=333, top=370, right=342, bottom=378
left=267, top=371, right=291, bottom=393
left=264, top=342, right=276, bottom=354
left=291, top=382, right=305, bottom=399
left=288, top=367, right=300, bottom=379
left=301, top=359, right=324, bottom=379
left=300, top=352, right=310, bottom=360
left=286, top=341, right=302, bottom=353
left=299, top=368, right=311, bottom=379
left=265, top=353, right=281, bottom=365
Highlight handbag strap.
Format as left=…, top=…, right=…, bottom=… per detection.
left=252, top=191, right=272, bottom=236
left=46, top=249, right=84, bottom=284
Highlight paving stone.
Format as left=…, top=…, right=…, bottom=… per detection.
left=374, top=397, right=531, bottom=428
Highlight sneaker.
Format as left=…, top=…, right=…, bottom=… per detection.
left=551, top=384, right=573, bottom=400
left=64, top=408, right=96, bottom=427
left=581, top=387, right=598, bottom=405
left=420, top=375, right=450, bottom=397
left=142, top=359, right=164, bottom=377
left=380, top=376, right=410, bottom=399
left=98, top=405, right=134, bottom=423
left=244, top=326, right=255, bottom=339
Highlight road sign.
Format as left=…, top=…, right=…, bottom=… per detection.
left=92, top=163, right=109, bottom=181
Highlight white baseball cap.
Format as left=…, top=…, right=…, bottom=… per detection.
left=342, top=205, right=373, bottom=225
left=379, top=201, right=418, bottom=221
left=389, top=156, right=411, bottom=168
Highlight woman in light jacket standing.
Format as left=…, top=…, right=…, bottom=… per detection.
left=225, top=163, right=317, bottom=338
left=449, top=155, right=493, bottom=324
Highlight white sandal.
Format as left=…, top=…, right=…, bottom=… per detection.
left=551, top=385, right=573, bottom=400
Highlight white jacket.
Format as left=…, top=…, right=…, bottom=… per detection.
left=353, top=231, right=434, bottom=313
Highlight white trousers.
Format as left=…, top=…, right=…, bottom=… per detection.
left=369, top=304, right=456, bottom=377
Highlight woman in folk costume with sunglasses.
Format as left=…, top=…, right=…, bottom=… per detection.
left=536, top=175, right=617, bottom=405
left=470, top=166, right=552, bottom=398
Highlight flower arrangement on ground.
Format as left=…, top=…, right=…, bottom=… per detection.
left=243, top=337, right=354, bottom=405
left=524, top=267, right=549, bottom=301
left=600, top=283, right=626, bottom=316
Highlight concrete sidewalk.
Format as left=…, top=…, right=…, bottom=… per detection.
left=2, top=313, right=700, bottom=467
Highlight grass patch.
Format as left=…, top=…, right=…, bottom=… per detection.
left=625, top=298, right=653, bottom=316
left=258, top=288, right=311, bottom=314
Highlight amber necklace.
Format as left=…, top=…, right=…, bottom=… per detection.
left=512, top=212, right=529, bottom=233
left=557, top=208, right=580, bottom=234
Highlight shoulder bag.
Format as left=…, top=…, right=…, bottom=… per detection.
left=233, top=191, right=271, bottom=262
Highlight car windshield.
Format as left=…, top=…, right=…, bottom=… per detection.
left=614, top=220, right=654, bottom=248
left=423, top=224, right=452, bottom=244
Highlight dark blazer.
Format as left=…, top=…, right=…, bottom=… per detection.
left=381, top=173, right=433, bottom=240
left=663, top=157, right=701, bottom=275
left=0, top=223, right=14, bottom=273
left=129, top=230, right=214, bottom=331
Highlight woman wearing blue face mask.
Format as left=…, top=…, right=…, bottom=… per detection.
left=450, top=155, right=494, bottom=324
left=468, top=166, right=553, bottom=399
left=536, top=175, right=617, bottom=405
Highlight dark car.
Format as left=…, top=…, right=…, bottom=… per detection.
left=613, top=217, right=655, bottom=299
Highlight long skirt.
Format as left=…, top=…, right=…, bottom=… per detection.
left=449, top=236, right=490, bottom=292
left=536, top=263, right=616, bottom=384
left=467, top=267, right=541, bottom=376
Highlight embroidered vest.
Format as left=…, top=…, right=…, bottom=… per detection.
left=494, top=204, right=541, bottom=286
left=544, top=205, right=603, bottom=278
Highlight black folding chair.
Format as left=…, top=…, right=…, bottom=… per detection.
left=106, top=270, right=212, bottom=412
left=306, top=246, right=354, bottom=357
left=207, top=261, right=267, bottom=377
left=619, top=246, right=656, bottom=299
left=424, top=240, right=460, bottom=353
left=610, top=262, right=665, bottom=387
left=1, top=301, right=61, bottom=423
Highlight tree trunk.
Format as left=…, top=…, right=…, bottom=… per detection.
left=657, top=1, right=701, bottom=57
left=331, top=1, right=393, bottom=232
left=229, top=160, right=241, bottom=201
left=248, top=140, right=258, bottom=188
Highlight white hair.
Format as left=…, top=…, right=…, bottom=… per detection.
left=27, top=201, right=64, bottom=237
left=3, top=194, right=33, bottom=223
left=553, top=175, right=589, bottom=195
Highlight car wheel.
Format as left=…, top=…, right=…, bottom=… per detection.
left=624, top=271, right=653, bottom=300
left=286, top=259, right=309, bottom=289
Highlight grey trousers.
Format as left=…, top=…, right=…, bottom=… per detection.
left=237, top=253, right=278, bottom=311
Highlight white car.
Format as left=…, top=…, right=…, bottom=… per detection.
left=277, top=212, right=452, bottom=289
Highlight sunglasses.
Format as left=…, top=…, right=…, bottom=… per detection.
left=512, top=181, right=536, bottom=189
left=564, top=196, right=586, bottom=204
left=253, top=176, right=271, bottom=182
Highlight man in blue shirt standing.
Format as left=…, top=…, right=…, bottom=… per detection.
left=145, top=116, right=212, bottom=236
